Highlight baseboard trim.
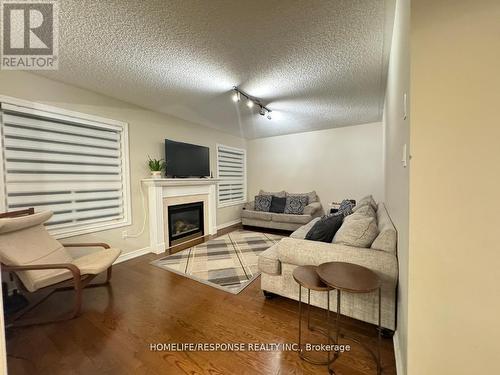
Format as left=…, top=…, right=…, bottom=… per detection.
left=393, top=331, right=405, bottom=375
left=217, top=219, right=242, bottom=230
left=114, top=246, right=151, bottom=264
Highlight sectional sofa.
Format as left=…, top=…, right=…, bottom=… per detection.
left=257, top=200, right=398, bottom=330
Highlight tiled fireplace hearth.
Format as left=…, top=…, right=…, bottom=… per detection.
left=143, top=178, right=219, bottom=253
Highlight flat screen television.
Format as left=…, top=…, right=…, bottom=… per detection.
left=165, top=139, right=210, bottom=178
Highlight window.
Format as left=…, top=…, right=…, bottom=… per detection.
left=216, top=144, right=246, bottom=207
left=0, top=96, right=131, bottom=238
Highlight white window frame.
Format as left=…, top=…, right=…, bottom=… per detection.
left=216, top=144, right=247, bottom=208
left=0, top=95, right=132, bottom=239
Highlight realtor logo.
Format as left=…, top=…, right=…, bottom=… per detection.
left=1, top=0, right=59, bottom=70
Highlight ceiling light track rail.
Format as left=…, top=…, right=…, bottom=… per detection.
left=231, top=86, right=272, bottom=120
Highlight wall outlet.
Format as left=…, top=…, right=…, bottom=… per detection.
left=122, top=230, right=128, bottom=239
left=402, top=144, right=408, bottom=168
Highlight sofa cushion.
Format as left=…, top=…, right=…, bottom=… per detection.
left=290, top=217, right=321, bottom=239
left=241, top=210, right=273, bottom=221
left=287, top=191, right=318, bottom=203
left=271, top=213, right=312, bottom=224
left=353, top=204, right=376, bottom=218
left=255, top=195, right=272, bottom=212
left=333, top=214, right=379, bottom=248
left=259, top=189, right=286, bottom=198
left=371, top=203, right=397, bottom=253
left=284, top=195, right=309, bottom=214
left=258, top=245, right=281, bottom=275
left=269, top=196, right=286, bottom=213
left=354, top=195, right=377, bottom=211
left=305, top=214, right=344, bottom=243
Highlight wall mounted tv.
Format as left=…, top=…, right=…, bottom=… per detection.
left=165, top=139, right=210, bottom=178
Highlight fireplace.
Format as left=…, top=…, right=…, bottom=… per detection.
left=167, top=201, right=204, bottom=246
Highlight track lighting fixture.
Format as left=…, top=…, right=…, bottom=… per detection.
left=231, top=86, right=273, bottom=120
left=231, top=90, right=240, bottom=102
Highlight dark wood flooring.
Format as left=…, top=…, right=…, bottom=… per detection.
left=6, top=228, right=396, bottom=375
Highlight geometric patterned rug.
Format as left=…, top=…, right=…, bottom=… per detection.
left=151, top=230, right=284, bottom=294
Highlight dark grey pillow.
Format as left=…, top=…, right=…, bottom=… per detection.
left=269, top=196, right=287, bottom=213
left=284, top=195, right=309, bottom=214
left=254, top=195, right=272, bottom=212
left=305, top=214, right=344, bottom=243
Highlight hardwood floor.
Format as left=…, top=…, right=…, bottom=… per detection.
left=6, top=231, right=397, bottom=375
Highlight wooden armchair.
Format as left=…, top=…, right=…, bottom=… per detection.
left=0, top=209, right=121, bottom=327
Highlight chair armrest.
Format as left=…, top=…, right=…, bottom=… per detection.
left=2, top=263, right=81, bottom=279
left=62, top=242, right=110, bottom=249
left=276, top=238, right=398, bottom=280
left=303, top=201, right=322, bottom=215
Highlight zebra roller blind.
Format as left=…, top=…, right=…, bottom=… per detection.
left=0, top=99, right=130, bottom=238
left=216, top=144, right=246, bottom=207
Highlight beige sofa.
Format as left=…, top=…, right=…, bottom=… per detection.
left=258, top=202, right=398, bottom=330
left=241, top=190, right=324, bottom=231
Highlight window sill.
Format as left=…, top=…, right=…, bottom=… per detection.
left=50, top=219, right=132, bottom=240
left=217, top=200, right=247, bottom=209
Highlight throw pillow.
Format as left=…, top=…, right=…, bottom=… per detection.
left=333, top=214, right=379, bottom=248
left=284, top=195, right=309, bottom=214
left=305, top=214, right=344, bottom=243
left=269, top=196, right=287, bottom=213
left=254, top=195, right=272, bottom=212
left=259, top=189, right=286, bottom=198
left=354, top=195, right=377, bottom=211
left=353, top=203, right=376, bottom=218
left=287, top=191, right=318, bottom=203
left=336, top=199, right=355, bottom=217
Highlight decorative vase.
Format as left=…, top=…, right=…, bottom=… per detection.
left=151, top=171, right=162, bottom=179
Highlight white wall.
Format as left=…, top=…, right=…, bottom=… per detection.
left=383, top=0, right=410, bottom=373
left=0, top=71, right=247, bottom=256
left=247, top=122, right=384, bottom=209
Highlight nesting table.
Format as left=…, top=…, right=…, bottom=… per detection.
left=293, top=262, right=382, bottom=374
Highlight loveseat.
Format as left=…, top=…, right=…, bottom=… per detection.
left=257, top=200, right=398, bottom=330
left=241, top=190, right=324, bottom=231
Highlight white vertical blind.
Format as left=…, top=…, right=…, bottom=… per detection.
left=0, top=99, right=130, bottom=238
left=217, top=144, right=246, bottom=206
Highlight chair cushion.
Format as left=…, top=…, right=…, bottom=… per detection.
left=333, top=214, right=379, bottom=248
left=72, top=248, right=121, bottom=275
left=241, top=210, right=273, bottom=221
left=0, top=211, right=53, bottom=234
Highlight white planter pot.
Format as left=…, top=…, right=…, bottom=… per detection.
left=150, top=171, right=162, bottom=179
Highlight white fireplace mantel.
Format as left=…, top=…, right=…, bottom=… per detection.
left=142, top=178, right=220, bottom=253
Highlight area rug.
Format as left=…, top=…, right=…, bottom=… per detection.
left=151, top=230, right=283, bottom=294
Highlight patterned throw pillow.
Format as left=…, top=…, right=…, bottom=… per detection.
left=284, top=195, right=309, bottom=215
left=254, top=195, right=272, bottom=212
left=336, top=199, right=354, bottom=217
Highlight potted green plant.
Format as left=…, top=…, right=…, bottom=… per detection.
left=148, top=156, right=166, bottom=179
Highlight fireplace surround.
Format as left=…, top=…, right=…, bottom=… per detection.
left=143, top=178, right=219, bottom=254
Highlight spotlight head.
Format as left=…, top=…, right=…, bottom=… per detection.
left=231, top=91, right=240, bottom=102
left=259, top=106, right=265, bottom=116
left=267, top=112, right=272, bottom=120
left=246, top=99, right=254, bottom=108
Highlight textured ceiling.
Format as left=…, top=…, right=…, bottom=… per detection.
left=38, top=0, right=394, bottom=139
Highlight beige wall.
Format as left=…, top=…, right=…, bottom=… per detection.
left=383, top=0, right=410, bottom=373
left=0, top=71, right=246, bottom=256
left=409, top=1, right=500, bottom=374
left=247, top=123, right=384, bottom=209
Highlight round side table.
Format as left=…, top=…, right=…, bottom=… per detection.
left=317, top=262, right=382, bottom=375
left=292, top=265, right=336, bottom=365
